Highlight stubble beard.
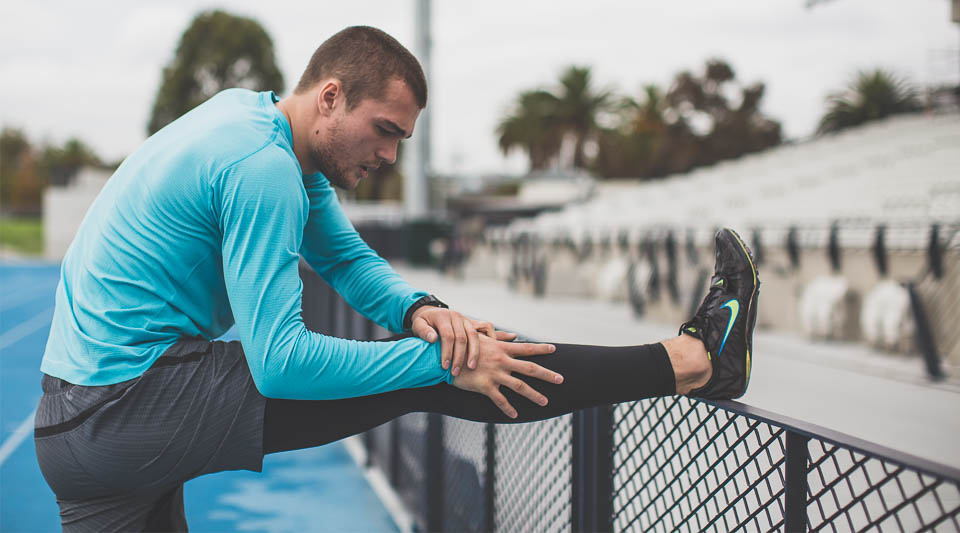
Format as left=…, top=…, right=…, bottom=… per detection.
left=310, top=120, right=358, bottom=190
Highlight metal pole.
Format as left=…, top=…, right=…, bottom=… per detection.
left=426, top=413, right=444, bottom=531
left=404, top=0, right=431, bottom=219
left=571, top=406, right=614, bottom=533
left=906, top=282, right=945, bottom=381
left=484, top=423, right=496, bottom=532
left=784, top=431, right=809, bottom=532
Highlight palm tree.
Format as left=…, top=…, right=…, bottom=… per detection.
left=553, top=66, right=613, bottom=168
left=593, top=85, right=667, bottom=178
left=497, top=90, right=564, bottom=170
left=497, top=66, right=612, bottom=171
left=817, top=69, right=921, bottom=135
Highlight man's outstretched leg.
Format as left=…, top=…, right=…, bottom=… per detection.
left=264, top=228, right=759, bottom=453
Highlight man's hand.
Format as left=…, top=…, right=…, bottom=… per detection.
left=411, top=306, right=515, bottom=376
left=452, top=334, right=562, bottom=419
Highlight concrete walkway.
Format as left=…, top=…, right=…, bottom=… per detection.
left=397, top=266, right=960, bottom=470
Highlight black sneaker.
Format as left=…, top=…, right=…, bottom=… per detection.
left=679, top=228, right=760, bottom=400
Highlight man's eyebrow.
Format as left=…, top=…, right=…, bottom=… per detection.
left=379, top=119, right=411, bottom=139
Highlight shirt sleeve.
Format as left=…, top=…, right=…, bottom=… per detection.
left=215, top=148, right=453, bottom=400
left=299, top=173, right=426, bottom=333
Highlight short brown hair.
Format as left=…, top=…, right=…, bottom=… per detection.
left=295, top=26, right=427, bottom=109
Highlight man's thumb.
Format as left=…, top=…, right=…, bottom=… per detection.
left=413, top=319, right=438, bottom=342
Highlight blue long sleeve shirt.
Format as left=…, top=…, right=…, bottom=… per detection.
left=40, top=89, right=452, bottom=399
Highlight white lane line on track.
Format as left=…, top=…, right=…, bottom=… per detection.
left=343, top=436, right=416, bottom=533
left=0, top=409, right=36, bottom=467
left=0, top=307, right=54, bottom=351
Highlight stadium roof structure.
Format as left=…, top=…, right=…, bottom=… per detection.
left=495, top=112, right=960, bottom=251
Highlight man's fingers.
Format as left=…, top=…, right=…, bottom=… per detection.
left=465, top=321, right=480, bottom=370
left=508, top=358, right=564, bottom=385
left=411, top=317, right=437, bottom=343
left=503, top=376, right=548, bottom=407
left=494, top=330, right=518, bottom=341
left=471, top=320, right=496, bottom=337
left=451, top=318, right=468, bottom=376
left=486, top=386, right=517, bottom=419
left=504, top=341, right=556, bottom=358
left=438, top=321, right=455, bottom=371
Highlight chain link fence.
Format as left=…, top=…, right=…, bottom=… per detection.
left=300, top=261, right=960, bottom=532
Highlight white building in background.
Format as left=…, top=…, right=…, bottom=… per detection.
left=43, top=167, right=111, bottom=260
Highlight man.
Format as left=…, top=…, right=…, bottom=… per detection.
left=34, top=26, right=759, bottom=531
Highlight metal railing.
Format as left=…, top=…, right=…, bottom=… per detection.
left=299, top=262, right=960, bottom=532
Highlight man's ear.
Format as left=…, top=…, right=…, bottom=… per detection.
left=316, top=80, right=342, bottom=116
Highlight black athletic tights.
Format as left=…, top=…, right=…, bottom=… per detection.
left=263, top=340, right=676, bottom=455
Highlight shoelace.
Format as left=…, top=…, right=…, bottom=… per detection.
left=685, top=276, right=730, bottom=346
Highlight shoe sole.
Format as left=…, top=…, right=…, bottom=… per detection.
left=723, top=228, right=760, bottom=397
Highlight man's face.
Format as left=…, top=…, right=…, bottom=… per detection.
left=310, top=78, right=420, bottom=190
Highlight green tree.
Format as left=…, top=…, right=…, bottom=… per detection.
left=1, top=128, right=34, bottom=210
left=41, top=138, right=103, bottom=186
left=2, top=129, right=110, bottom=213
left=817, top=69, right=921, bottom=135
left=593, top=86, right=667, bottom=177
left=554, top=66, right=613, bottom=168
left=148, top=10, right=285, bottom=134
left=497, top=90, right=565, bottom=170
left=1, top=128, right=30, bottom=206
left=595, top=59, right=780, bottom=178
left=497, top=66, right=612, bottom=172
left=664, top=59, right=781, bottom=169
left=500, top=59, right=780, bottom=179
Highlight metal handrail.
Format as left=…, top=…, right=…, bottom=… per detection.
left=299, top=261, right=960, bottom=532
left=712, top=400, right=960, bottom=483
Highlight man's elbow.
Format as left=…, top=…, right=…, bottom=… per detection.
left=251, top=373, right=288, bottom=399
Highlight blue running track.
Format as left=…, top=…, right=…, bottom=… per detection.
left=0, top=262, right=398, bottom=532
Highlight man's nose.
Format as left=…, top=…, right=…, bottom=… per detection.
left=377, top=141, right=399, bottom=166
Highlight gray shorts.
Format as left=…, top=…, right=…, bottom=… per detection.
left=34, top=338, right=266, bottom=532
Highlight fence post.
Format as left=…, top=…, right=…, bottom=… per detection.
left=426, top=413, right=445, bottom=531
left=906, top=282, right=945, bottom=381
left=389, top=421, right=401, bottom=486
left=484, top=423, right=496, bottom=532
left=784, top=431, right=809, bottom=532
left=571, top=406, right=614, bottom=533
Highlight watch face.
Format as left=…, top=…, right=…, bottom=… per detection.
left=423, top=295, right=447, bottom=308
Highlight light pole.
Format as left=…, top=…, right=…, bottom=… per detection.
left=404, top=0, right=431, bottom=219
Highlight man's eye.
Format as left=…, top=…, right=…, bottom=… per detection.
left=376, top=125, right=390, bottom=136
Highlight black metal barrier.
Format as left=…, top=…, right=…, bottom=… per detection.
left=299, top=261, right=960, bottom=532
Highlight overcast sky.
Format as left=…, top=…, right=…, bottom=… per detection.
left=1, top=0, right=957, bottom=175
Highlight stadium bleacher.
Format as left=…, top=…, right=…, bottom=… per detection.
left=470, top=112, right=960, bottom=366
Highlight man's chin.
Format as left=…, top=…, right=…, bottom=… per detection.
left=327, top=173, right=361, bottom=191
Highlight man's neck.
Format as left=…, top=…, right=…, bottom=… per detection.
left=275, top=95, right=317, bottom=175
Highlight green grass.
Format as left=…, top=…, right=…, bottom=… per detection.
left=0, top=217, right=43, bottom=255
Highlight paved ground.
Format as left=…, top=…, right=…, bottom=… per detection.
left=0, top=262, right=398, bottom=533
left=397, top=266, right=960, bottom=470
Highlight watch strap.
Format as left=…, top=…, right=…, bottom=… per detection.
left=403, top=295, right=449, bottom=330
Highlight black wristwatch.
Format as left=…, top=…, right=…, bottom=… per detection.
left=403, top=294, right=449, bottom=330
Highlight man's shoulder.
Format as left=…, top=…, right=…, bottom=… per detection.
left=222, top=142, right=301, bottom=186
left=164, top=90, right=298, bottom=176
